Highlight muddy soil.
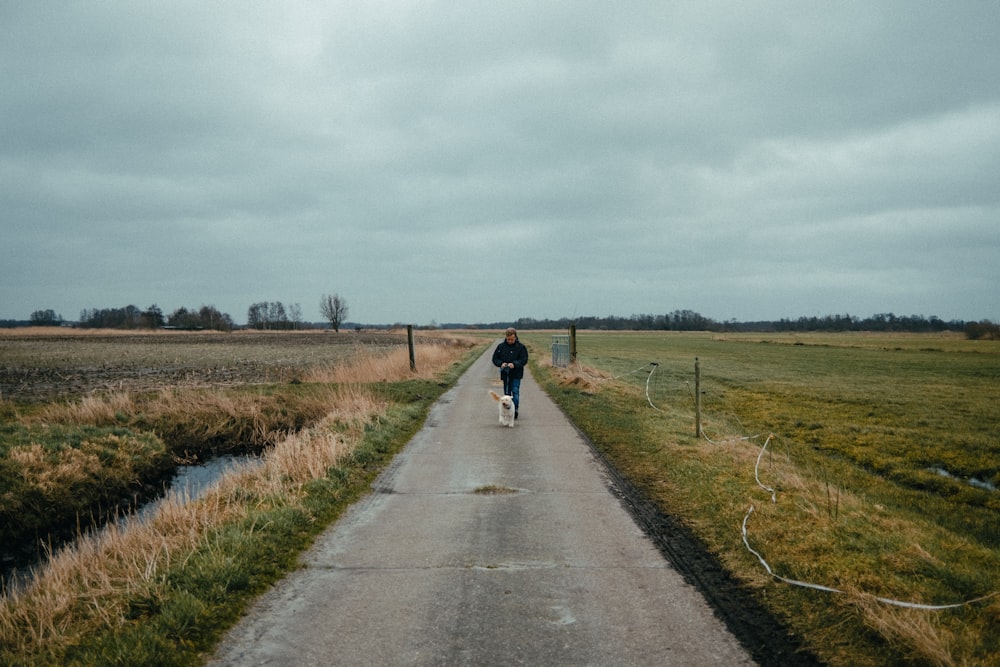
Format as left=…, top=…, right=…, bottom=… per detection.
left=0, top=331, right=409, bottom=403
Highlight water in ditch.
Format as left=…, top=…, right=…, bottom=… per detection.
left=928, top=466, right=997, bottom=492
left=2, top=454, right=260, bottom=596
left=132, top=454, right=259, bottom=521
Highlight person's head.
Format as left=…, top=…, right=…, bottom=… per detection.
left=505, top=327, right=517, bottom=343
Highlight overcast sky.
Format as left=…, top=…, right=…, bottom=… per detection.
left=2, top=1, right=998, bottom=326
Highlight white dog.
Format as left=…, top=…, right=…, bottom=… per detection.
left=489, top=390, right=516, bottom=427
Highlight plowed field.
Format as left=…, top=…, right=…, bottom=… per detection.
left=0, top=330, right=408, bottom=403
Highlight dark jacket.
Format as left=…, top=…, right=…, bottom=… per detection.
left=492, top=338, right=529, bottom=379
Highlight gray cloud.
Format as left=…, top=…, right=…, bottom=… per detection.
left=2, top=1, right=998, bottom=325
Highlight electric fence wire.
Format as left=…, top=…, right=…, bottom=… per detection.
left=745, top=433, right=996, bottom=610
left=570, top=362, right=649, bottom=386
left=754, top=434, right=777, bottom=504
left=683, top=378, right=760, bottom=445
left=609, top=361, right=996, bottom=610
left=645, top=363, right=665, bottom=412
left=612, top=362, right=658, bottom=381
left=585, top=361, right=667, bottom=411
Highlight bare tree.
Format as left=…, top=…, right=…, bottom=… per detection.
left=320, top=293, right=348, bottom=332
left=248, top=301, right=291, bottom=330
left=247, top=302, right=267, bottom=330
left=267, top=301, right=288, bottom=329
left=288, top=302, right=303, bottom=330
left=30, top=309, right=63, bottom=326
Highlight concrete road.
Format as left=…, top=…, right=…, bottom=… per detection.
left=209, top=346, right=754, bottom=666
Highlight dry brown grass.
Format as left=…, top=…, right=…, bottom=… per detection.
left=8, top=438, right=133, bottom=498
left=35, top=381, right=364, bottom=454
left=543, top=360, right=610, bottom=394
left=249, top=384, right=384, bottom=496
left=0, top=384, right=385, bottom=658
left=848, top=588, right=957, bottom=667
left=0, top=339, right=482, bottom=661
left=37, top=391, right=139, bottom=425
left=304, top=336, right=478, bottom=384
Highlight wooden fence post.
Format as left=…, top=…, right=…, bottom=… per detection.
left=407, top=325, right=416, bottom=371
left=695, top=357, right=701, bottom=438
left=569, top=324, right=577, bottom=363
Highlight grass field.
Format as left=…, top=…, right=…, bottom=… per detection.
left=521, top=330, right=1000, bottom=666
left=3, top=328, right=997, bottom=665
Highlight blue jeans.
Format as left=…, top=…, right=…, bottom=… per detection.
left=509, top=379, right=521, bottom=411
left=502, top=373, right=521, bottom=411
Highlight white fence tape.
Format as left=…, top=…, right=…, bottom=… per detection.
left=602, top=361, right=666, bottom=411
left=745, top=433, right=992, bottom=610
left=754, top=434, right=777, bottom=503
left=645, top=363, right=665, bottom=412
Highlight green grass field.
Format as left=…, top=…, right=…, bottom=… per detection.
left=522, top=330, right=1000, bottom=666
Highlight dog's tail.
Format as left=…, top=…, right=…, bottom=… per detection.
left=488, top=390, right=502, bottom=402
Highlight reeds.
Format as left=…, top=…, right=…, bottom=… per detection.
left=37, top=381, right=359, bottom=451
left=42, top=392, right=138, bottom=425
left=0, top=385, right=383, bottom=661
left=304, top=337, right=476, bottom=384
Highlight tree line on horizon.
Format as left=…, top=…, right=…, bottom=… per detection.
left=494, top=310, right=999, bottom=339
left=5, top=306, right=998, bottom=340
left=13, top=295, right=349, bottom=333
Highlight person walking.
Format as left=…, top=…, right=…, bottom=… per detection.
left=492, top=327, right=528, bottom=419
